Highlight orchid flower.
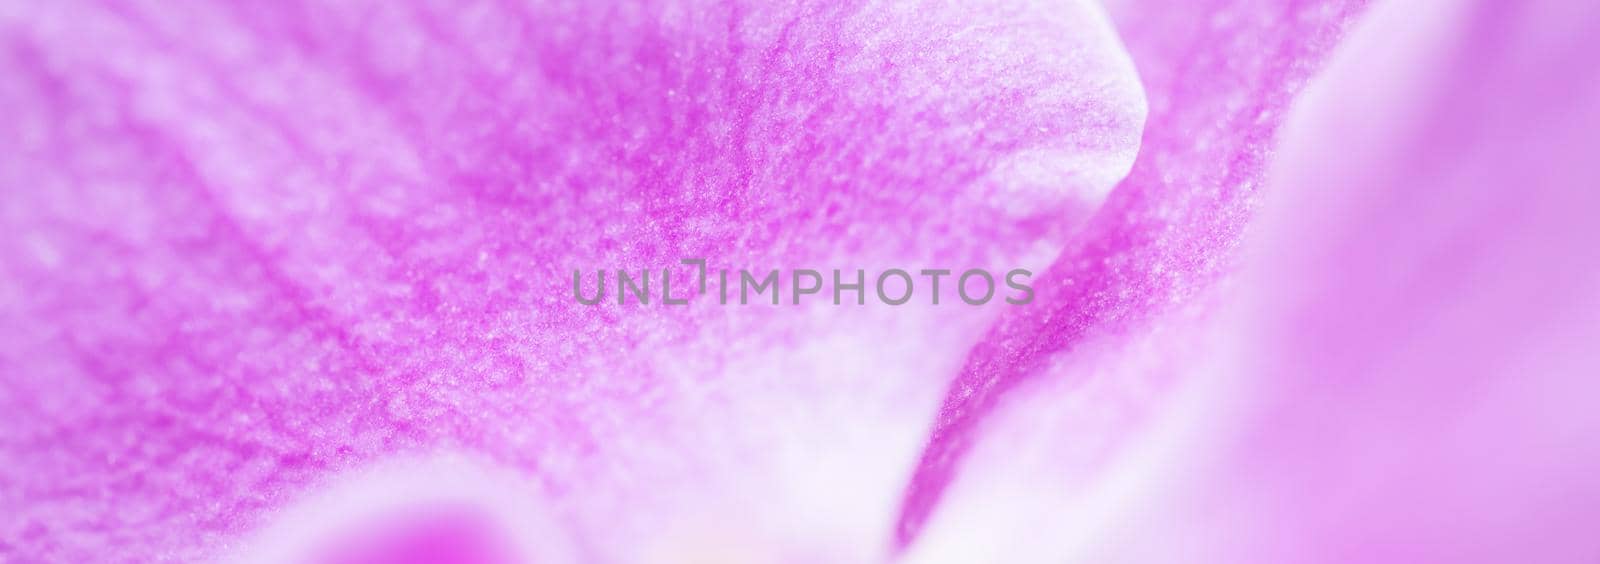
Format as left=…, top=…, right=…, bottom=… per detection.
left=2, top=0, right=1596, bottom=562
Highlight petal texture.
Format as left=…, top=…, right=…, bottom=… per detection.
left=0, top=0, right=1144, bottom=561
left=917, top=0, right=1600, bottom=561
left=897, top=0, right=1368, bottom=552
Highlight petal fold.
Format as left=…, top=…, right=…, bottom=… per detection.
left=0, top=0, right=1144, bottom=560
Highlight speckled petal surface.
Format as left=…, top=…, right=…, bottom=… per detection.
left=909, top=0, right=1600, bottom=562
left=896, top=0, right=1368, bottom=554
left=0, top=0, right=1144, bottom=561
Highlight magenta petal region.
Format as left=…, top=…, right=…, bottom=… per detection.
left=0, top=0, right=1143, bottom=561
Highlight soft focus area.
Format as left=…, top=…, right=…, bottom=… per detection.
left=1, top=0, right=1597, bottom=562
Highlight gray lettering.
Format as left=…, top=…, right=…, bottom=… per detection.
left=574, top=270, right=605, bottom=305
left=618, top=269, right=649, bottom=305
left=792, top=269, right=822, bottom=304
left=834, top=269, right=866, bottom=305
left=958, top=269, right=995, bottom=305
left=877, top=269, right=914, bottom=306
left=662, top=268, right=688, bottom=305
left=741, top=270, right=780, bottom=305
left=1005, top=269, right=1034, bottom=305
left=920, top=269, right=951, bottom=305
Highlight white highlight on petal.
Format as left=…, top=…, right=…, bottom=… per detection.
left=231, top=454, right=574, bottom=564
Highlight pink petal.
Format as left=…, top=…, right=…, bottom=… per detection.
left=897, top=0, right=1369, bottom=552
left=1164, top=0, right=1600, bottom=560
left=914, top=0, right=1600, bottom=561
left=0, top=0, right=1144, bottom=560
